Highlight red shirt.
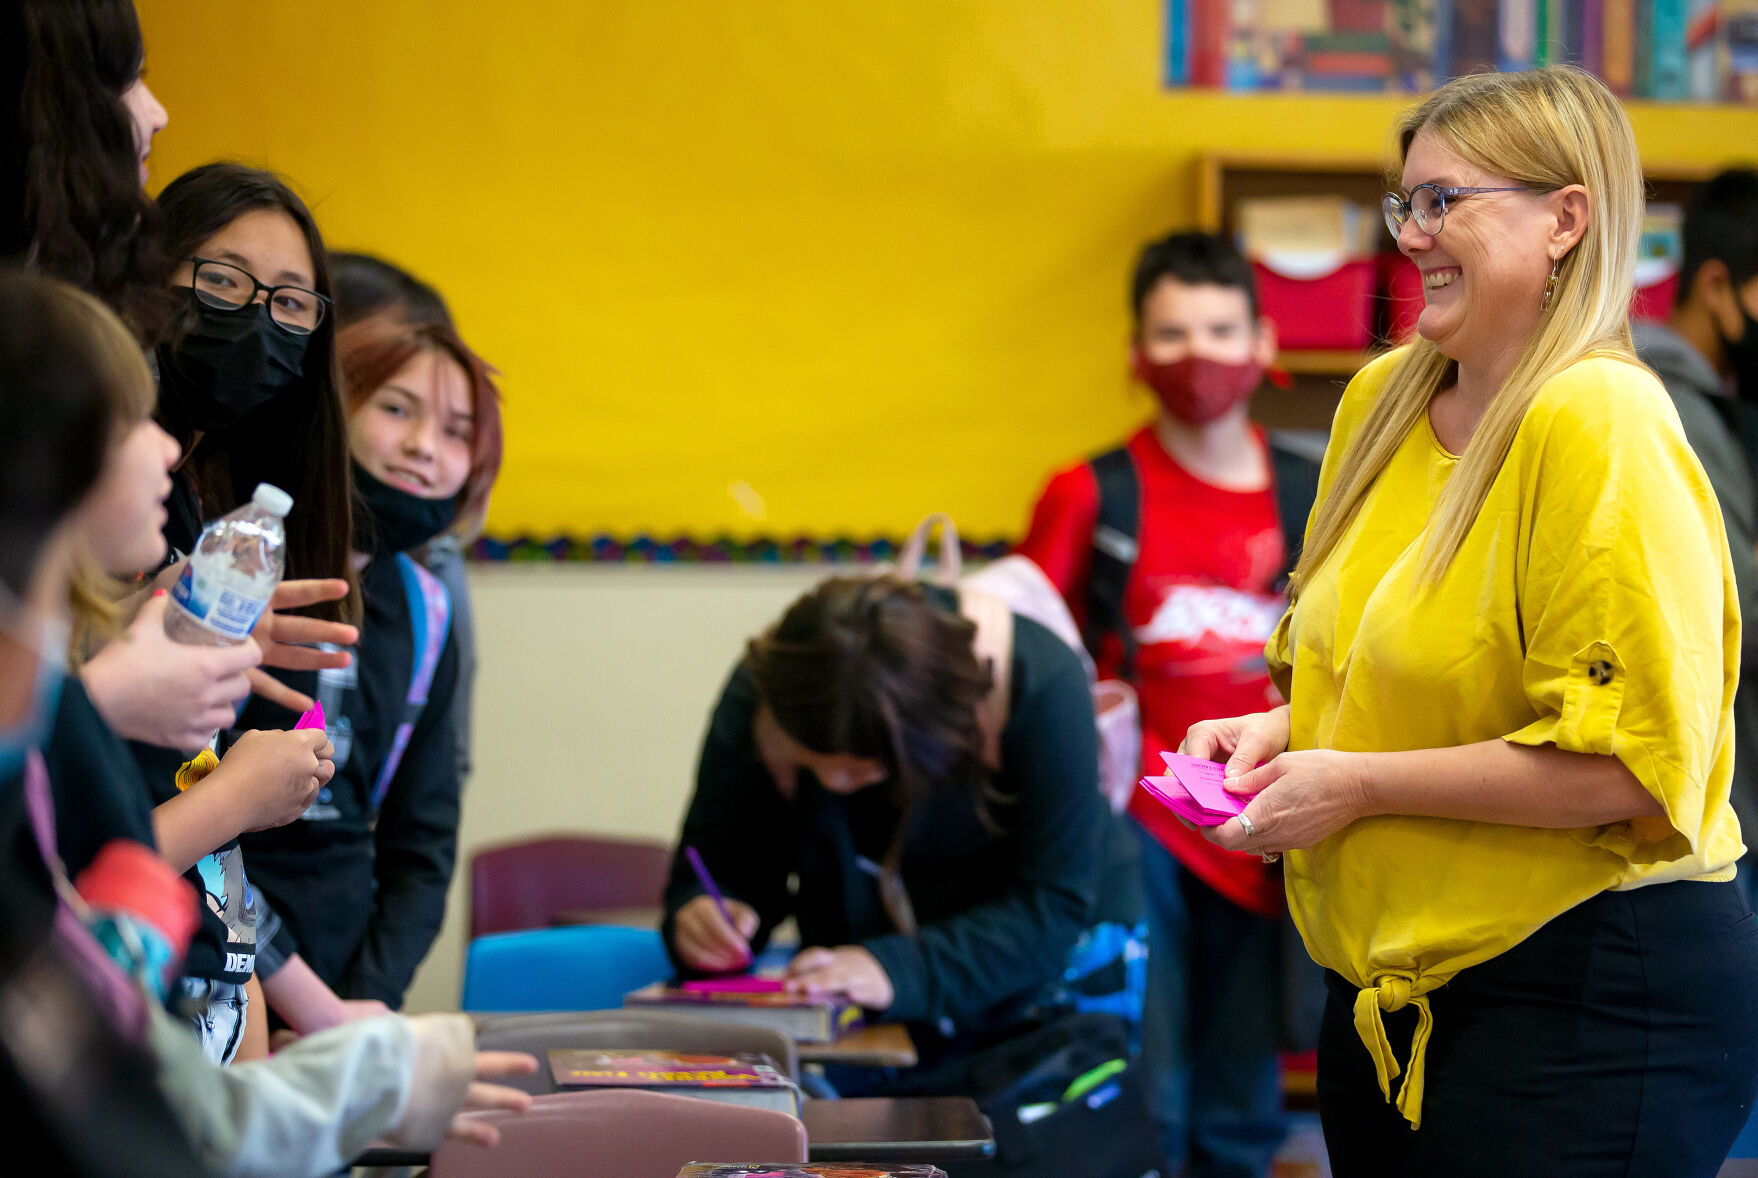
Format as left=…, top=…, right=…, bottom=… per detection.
left=1016, top=425, right=1287, bottom=916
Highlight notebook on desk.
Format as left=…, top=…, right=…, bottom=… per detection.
left=548, top=1049, right=801, bottom=1115
left=624, top=979, right=864, bottom=1043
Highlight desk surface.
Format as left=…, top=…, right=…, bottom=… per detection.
left=803, top=1096, right=995, bottom=1163
left=798, top=1022, right=918, bottom=1068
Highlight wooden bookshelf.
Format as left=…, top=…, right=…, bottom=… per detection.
left=1201, top=152, right=1716, bottom=427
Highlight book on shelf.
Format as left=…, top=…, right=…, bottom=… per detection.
left=1722, top=0, right=1758, bottom=102
left=1603, top=0, right=1637, bottom=94
left=676, top=1167, right=948, bottom=1178
left=624, top=978, right=865, bottom=1043
left=1650, top=0, right=1691, bottom=98
left=548, top=1049, right=801, bottom=1116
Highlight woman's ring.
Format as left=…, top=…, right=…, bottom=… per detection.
left=1238, top=813, right=1258, bottom=838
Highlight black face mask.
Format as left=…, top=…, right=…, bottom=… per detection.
left=352, top=462, right=461, bottom=555
left=158, top=294, right=309, bottom=432
left=1726, top=302, right=1758, bottom=402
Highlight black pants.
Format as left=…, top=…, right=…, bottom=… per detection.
left=1318, top=880, right=1758, bottom=1178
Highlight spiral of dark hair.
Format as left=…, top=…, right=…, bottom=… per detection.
left=746, top=576, right=995, bottom=804
left=1, top=0, right=176, bottom=346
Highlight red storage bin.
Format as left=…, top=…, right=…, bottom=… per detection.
left=1379, top=253, right=1424, bottom=344
left=1630, top=270, right=1679, bottom=323
left=1252, top=255, right=1376, bottom=351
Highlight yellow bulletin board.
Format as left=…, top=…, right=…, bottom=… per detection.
left=135, top=1, right=1758, bottom=555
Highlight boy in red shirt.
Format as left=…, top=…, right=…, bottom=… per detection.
left=1017, top=231, right=1314, bottom=1178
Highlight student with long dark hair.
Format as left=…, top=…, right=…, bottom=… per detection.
left=133, top=162, right=374, bottom=1057
left=235, top=312, right=503, bottom=1007
left=665, top=576, right=1106, bottom=1094
left=0, top=0, right=175, bottom=344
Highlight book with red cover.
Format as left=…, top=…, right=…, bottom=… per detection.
left=625, top=979, right=865, bottom=1043
left=549, top=1049, right=801, bottom=1115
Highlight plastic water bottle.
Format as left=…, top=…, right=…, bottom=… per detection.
left=163, top=483, right=291, bottom=647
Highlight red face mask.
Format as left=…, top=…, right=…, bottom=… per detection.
left=1132, top=351, right=1265, bottom=425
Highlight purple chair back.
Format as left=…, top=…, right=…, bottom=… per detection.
left=469, top=833, right=674, bottom=939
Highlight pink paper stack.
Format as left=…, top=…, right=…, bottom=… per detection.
left=1137, top=752, right=1258, bottom=827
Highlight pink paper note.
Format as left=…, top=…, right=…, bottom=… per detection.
left=294, top=701, right=326, bottom=732
left=679, top=976, right=789, bottom=994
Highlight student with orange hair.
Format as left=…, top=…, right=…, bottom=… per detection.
left=233, top=314, right=503, bottom=1009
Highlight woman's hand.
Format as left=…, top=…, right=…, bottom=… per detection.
left=786, top=945, right=894, bottom=1011
left=210, top=728, right=336, bottom=832
left=445, top=1053, right=538, bottom=1148
left=247, top=579, right=359, bottom=713
left=1202, top=749, right=1374, bottom=856
left=1179, top=705, right=1292, bottom=777
left=81, top=591, right=263, bottom=751
left=673, top=895, right=758, bottom=973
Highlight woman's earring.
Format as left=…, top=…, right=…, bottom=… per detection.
left=1541, top=254, right=1561, bottom=311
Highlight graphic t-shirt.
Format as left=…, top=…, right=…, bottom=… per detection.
left=1017, top=424, right=1286, bottom=916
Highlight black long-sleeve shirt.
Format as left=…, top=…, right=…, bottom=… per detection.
left=664, top=595, right=1105, bottom=1050
left=233, top=551, right=461, bottom=1007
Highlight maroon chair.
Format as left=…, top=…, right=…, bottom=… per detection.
left=469, top=834, right=675, bottom=939
left=429, top=1088, right=808, bottom=1178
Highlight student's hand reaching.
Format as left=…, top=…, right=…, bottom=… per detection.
left=210, top=728, right=336, bottom=831
left=247, top=579, right=360, bottom=714
left=786, top=945, right=894, bottom=1012
left=446, top=1053, right=538, bottom=1148
left=81, top=591, right=262, bottom=751
left=674, top=895, right=758, bottom=973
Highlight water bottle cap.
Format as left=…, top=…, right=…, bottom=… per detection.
left=252, top=483, right=293, bottom=517
left=73, top=840, right=200, bottom=957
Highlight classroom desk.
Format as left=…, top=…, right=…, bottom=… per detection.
left=803, top=1096, right=995, bottom=1163
left=798, top=1022, right=917, bottom=1068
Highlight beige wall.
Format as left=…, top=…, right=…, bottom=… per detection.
left=402, top=564, right=834, bottom=1014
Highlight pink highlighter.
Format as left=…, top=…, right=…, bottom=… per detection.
left=679, top=977, right=789, bottom=995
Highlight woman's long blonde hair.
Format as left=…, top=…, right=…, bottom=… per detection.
left=1291, top=66, right=1644, bottom=593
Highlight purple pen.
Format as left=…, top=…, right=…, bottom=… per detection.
left=684, top=845, right=739, bottom=934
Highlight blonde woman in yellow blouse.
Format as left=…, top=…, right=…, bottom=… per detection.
left=1184, top=67, right=1758, bottom=1177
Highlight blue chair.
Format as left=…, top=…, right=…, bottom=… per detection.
left=462, top=925, right=674, bottom=1012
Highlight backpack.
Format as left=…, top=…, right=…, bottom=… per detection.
left=1082, top=430, right=1325, bottom=680
left=368, top=552, right=453, bottom=809
left=895, top=514, right=1142, bottom=813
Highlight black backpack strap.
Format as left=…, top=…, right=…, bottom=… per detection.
left=1085, top=446, right=1141, bottom=680
left=1267, top=430, right=1324, bottom=589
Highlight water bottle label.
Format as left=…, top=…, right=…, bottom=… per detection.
left=171, top=563, right=269, bottom=640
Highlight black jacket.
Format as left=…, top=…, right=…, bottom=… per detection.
left=233, top=552, right=462, bottom=1007
left=664, top=593, right=1105, bottom=1052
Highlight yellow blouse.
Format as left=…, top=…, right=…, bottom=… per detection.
left=1267, top=348, right=1744, bottom=1126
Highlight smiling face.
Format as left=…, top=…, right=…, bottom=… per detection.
left=1396, top=126, right=1570, bottom=368
left=347, top=347, right=475, bottom=500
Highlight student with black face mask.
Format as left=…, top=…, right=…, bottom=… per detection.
left=142, top=163, right=373, bottom=1060
left=234, top=314, right=503, bottom=1008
